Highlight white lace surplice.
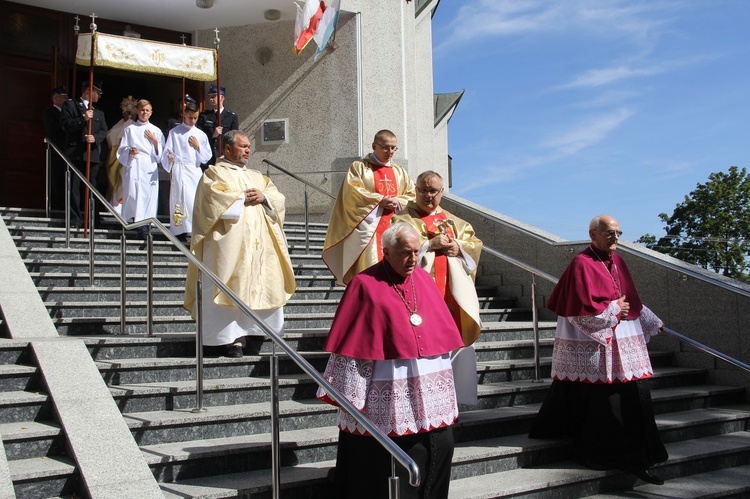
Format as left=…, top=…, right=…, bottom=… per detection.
left=551, top=303, right=663, bottom=383
left=317, top=353, right=458, bottom=436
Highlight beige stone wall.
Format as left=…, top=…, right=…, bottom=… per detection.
left=195, top=1, right=450, bottom=217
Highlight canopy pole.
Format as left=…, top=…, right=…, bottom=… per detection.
left=72, top=15, right=80, bottom=99
left=213, top=27, right=222, bottom=153
left=181, top=34, right=187, bottom=121
left=83, top=13, right=97, bottom=238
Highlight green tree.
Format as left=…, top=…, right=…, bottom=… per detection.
left=637, top=166, right=750, bottom=281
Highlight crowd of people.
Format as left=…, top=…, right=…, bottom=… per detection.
left=43, top=83, right=238, bottom=239
left=43, top=85, right=669, bottom=496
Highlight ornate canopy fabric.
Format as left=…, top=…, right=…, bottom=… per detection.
left=76, top=33, right=217, bottom=81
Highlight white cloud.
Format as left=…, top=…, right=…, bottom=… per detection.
left=564, top=66, right=661, bottom=88
left=435, top=0, right=678, bottom=53
left=576, top=90, right=641, bottom=108
left=561, top=54, right=720, bottom=89
left=540, top=108, right=635, bottom=155
left=454, top=109, right=635, bottom=195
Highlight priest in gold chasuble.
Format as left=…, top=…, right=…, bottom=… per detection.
left=393, top=170, right=483, bottom=405
left=322, top=130, right=415, bottom=286
left=184, top=131, right=296, bottom=357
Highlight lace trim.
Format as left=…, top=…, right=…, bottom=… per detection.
left=317, top=353, right=458, bottom=436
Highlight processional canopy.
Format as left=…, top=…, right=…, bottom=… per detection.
left=76, top=32, right=217, bottom=81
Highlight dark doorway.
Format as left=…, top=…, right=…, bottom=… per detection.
left=0, top=0, right=200, bottom=210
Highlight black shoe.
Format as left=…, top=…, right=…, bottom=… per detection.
left=624, top=467, right=664, bottom=485
left=226, top=344, right=243, bottom=358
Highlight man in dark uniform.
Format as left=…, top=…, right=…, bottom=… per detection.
left=167, top=94, right=197, bottom=131
left=60, top=80, right=109, bottom=227
left=42, top=86, right=68, bottom=210
left=196, top=85, right=238, bottom=169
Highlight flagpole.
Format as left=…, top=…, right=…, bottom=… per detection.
left=84, top=13, right=97, bottom=237
left=213, top=28, right=222, bottom=154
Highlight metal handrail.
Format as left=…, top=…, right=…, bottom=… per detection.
left=661, top=327, right=750, bottom=374
left=481, top=245, right=557, bottom=382
left=44, top=139, right=420, bottom=492
left=262, top=159, right=336, bottom=200
left=262, top=159, right=335, bottom=253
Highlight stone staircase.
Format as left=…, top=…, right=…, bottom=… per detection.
left=1, top=206, right=749, bottom=498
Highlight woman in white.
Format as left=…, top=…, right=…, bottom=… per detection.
left=117, top=99, right=164, bottom=237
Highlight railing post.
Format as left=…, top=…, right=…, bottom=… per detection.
left=531, top=274, right=542, bottom=382
left=120, top=229, right=127, bottom=335
left=45, top=142, right=51, bottom=219
left=192, top=277, right=207, bottom=413
left=270, top=342, right=281, bottom=499
left=147, top=227, right=154, bottom=336
left=389, top=457, right=400, bottom=499
left=65, top=167, right=71, bottom=248
left=304, top=187, right=310, bottom=253
left=88, top=191, right=96, bottom=286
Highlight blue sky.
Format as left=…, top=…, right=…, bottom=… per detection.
left=431, top=0, right=749, bottom=242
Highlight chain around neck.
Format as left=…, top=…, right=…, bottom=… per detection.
left=383, top=263, right=418, bottom=316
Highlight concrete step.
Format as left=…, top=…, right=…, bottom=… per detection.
left=0, top=420, right=63, bottom=460
left=0, top=390, right=50, bottom=423
left=47, top=312, right=548, bottom=337
left=96, top=353, right=330, bottom=385
left=586, top=462, right=750, bottom=498
left=447, top=431, right=750, bottom=499
left=7, top=454, right=78, bottom=498
left=79, top=331, right=328, bottom=360
left=0, top=339, right=29, bottom=365
left=160, top=460, right=333, bottom=498
left=111, top=374, right=319, bottom=413
left=29, top=271, right=337, bottom=288
left=157, top=407, right=750, bottom=498
left=0, top=364, right=38, bottom=392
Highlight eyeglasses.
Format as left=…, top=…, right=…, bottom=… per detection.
left=417, top=188, right=442, bottom=196
left=376, top=143, right=398, bottom=152
left=599, top=229, right=623, bottom=237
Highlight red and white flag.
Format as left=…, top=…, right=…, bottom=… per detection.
left=313, top=0, right=340, bottom=61
left=293, top=0, right=325, bottom=55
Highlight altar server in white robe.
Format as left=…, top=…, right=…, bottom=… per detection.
left=117, top=99, right=165, bottom=237
left=161, top=102, right=211, bottom=241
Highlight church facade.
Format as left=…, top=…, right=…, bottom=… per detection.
left=0, top=0, right=462, bottom=218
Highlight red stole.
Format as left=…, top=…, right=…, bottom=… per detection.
left=421, top=211, right=461, bottom=327
left=372, top=166, right=398, bottom=260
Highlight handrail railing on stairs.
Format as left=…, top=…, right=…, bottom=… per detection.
left=43, top=140, right=421, bottom=497
left=262, top=159, right=335, bottom=254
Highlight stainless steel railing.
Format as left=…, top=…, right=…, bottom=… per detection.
left=262, top=159, right=335, bottom=254
left=481, top=245, right=558, bottom=382
left=44, top=140, right=421, bottom=496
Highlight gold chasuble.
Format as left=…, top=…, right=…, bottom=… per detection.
left=322, top=157, right=415, bottom=286
left=393, top=202, right=483, bottom=345
left=184, top=159, right=296, bottom=317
